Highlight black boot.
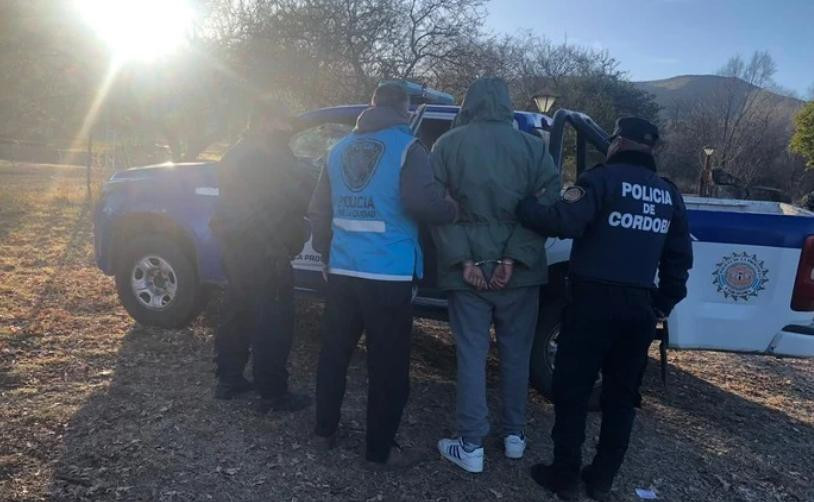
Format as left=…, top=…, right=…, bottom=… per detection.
left=530, top=463, right=580, bottom=500
left=365, top=443, right=425, bottom=471
left=311, top=430, right=339, bottom=451
left=582, top=465, right=612, bottom=501
left=256, top=391, right=312, bottom=414
left=214, top=377, right=253, bottom=400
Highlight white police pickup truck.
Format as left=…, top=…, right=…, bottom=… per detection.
left=94, top=91, right=814, bottom=401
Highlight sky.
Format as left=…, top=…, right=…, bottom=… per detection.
left=486, top=0, right=814, bottom=97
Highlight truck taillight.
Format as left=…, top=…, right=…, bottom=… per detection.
left=791, top=236, right=814, bottom=311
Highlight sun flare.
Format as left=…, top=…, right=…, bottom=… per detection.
left=76, top=0, right=195, bottom=62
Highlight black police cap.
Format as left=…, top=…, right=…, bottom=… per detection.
left=610, top=117, right=660, bottom=147
left=372, top=83, right=409, bottom=110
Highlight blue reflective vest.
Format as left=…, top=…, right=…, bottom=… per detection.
left=326, top=125, right=422, bottom=281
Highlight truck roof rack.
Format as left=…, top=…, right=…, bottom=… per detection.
left=380, top=79, right=455, bottom=106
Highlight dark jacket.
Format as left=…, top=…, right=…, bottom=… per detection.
left=211, top=133, right=313, bottom=270
left=430, top=77, right=561, bottom=291
left=307, top=105, right=457, bottom=258
left=517, top=150, right=693, bottom=314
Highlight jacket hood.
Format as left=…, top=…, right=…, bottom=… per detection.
left=454, top=77, right=514, bottom=127
left=354, top=105, right=410, bottom=133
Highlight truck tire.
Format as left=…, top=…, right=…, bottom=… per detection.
left=114, top=235, right=206, bottom=328
left=530, top=296, right=601, bottom=411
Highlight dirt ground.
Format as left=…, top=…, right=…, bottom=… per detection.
left=1, top=163, right=814, bottom=502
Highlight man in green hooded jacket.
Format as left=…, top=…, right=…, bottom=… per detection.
left=433, top=77, right=561, bottom=473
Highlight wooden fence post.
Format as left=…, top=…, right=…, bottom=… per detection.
left=86, top=134, right=93, bottom=201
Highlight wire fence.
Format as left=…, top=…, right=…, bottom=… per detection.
left=0, top=136, right=174, bottom=203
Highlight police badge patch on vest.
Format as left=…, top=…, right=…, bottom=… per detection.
left=341, top=138, right=385, bottom=191
left=562, top=186, right=585, bottom=203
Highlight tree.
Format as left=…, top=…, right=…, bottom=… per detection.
left=658, top=52, right=795, bottom=190
left=0, top=0, right=662, bottom=166
left=205, top=0, right=486, bottom=106
left=710, top=52, right=778, bottom=177
left=0, top=0, right=105, bottom=144
left=791, top=101, right=814, bottom=168
left=432, top=35, right=659, bottom=129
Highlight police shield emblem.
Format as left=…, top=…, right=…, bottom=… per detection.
left=562, top=186, right=585, bottom=203
left=712, top=252, right=769, bottom=301
left=341, top=138, right=385, bottom=192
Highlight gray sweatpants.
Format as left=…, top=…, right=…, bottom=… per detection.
left=448, top=287, right=540, bottom=445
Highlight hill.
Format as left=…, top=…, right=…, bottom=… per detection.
left=633, top=74, right=805, bottom=124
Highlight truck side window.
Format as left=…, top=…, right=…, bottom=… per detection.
left=417, top=118, right=452, bottom=149
left=560, top=128, right=607, bottom=186
left=290, top=123, right=353, bottom=175
left=586, top=141, right=606, bottom=172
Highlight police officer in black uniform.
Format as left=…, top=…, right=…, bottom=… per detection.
left=210, top=102, right=313, bottom=414
left=516, top=117, right=693, bottom=501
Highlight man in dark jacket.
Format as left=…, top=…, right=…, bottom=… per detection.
left=210, top=101, right=313, bottom=413
left=516, top=117, right=693, bottom=500
left=308, top=83, right=457, bottom=469
left=431, top=77, right=560, bottom=473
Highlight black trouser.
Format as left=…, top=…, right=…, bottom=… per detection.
left=315, top=274, right=414, bottom=463
left=551, top=281, right=656, bottom=485
left=214, top=256, right=295, bottom=400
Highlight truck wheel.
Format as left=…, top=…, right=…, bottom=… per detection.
left=114, top=235, right=206, bottom=328
left=530, top=298, right=601, bottom=411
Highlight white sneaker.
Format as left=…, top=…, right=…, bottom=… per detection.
left=504, top=434, right=527, bottom=459
left=438, top=437, right=484, bottom=473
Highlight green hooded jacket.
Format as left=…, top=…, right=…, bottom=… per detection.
left=430, top=77, right=561, bottom=291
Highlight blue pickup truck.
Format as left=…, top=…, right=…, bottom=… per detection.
left=94, top=95, right=814, bottom=399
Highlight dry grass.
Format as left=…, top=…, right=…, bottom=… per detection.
left=1, top=163, right=813, bottom=501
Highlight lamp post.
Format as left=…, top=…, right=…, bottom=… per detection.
left=532, top=91, right=558, bottom=114
left=699, top=146, right=715, bottom=197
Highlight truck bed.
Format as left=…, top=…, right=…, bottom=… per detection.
left=685, top=196, right=813, bottom=217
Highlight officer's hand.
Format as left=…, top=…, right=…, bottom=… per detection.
left=462, top=261, right=488, bottom=291
left=653, top=307, right=668, bottom=322
left=321, top=264, right=329, bottom=282
left=489, top=259, right=514, bottom=290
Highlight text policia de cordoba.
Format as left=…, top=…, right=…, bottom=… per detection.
left=337, top=195, right=376, bottom=218
left=608, top=182, right=673, bottom=234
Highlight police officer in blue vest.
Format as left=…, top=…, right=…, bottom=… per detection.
left=516, top=117, right=693, bottom=500
left=308, top=83, right=458, bottom=469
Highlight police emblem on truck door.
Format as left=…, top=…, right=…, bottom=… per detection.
left=341, top=138, right=384, bottom=191
left=712, top=252, right=769, bottom=301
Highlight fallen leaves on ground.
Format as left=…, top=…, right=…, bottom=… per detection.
left=1, top=164, right=813, bottom=501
